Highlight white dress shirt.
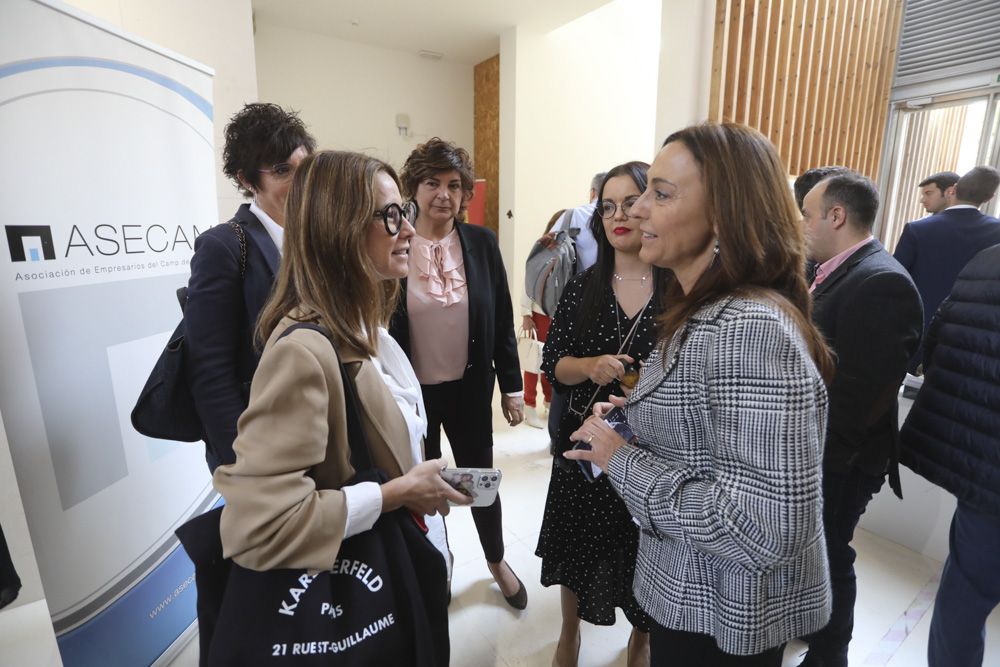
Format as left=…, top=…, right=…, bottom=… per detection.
left=249, top=201, right=283, bottom=255
left=339, top=329, right=450, bottom=572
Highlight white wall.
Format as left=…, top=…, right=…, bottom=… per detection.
left=254, top=21, right=474, bottom=172
left=499, top=0, right=663, bottom=298
left=655, top=0, right=716, bottom=144
left=63, top=0, right=258, bottom=222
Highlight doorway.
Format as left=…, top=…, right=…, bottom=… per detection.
left=877, top=90, right=1000, bottom=251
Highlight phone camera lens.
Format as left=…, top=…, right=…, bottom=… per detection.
left=484, top=482, right=491, bottom=488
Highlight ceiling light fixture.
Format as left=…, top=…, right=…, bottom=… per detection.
left=418, top=50, right=444, bottom=60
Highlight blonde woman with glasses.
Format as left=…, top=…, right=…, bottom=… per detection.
left=213, top=150, right=469, bottom=664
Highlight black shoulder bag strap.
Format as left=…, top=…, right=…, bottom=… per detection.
left=226, top=220, right=247, bottom=278
left=277, top=323, right=379, bottom=480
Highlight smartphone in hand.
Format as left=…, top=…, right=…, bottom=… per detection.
left=440, top=467, right=502, bottom=507
left=603, top=406, right=638, bottom=444
left=572, top=406, right=637, bottom=482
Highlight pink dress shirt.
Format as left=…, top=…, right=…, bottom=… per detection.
left=810, top=236, right=874, bottom=293
left=407, top=229, right=470, bottom=384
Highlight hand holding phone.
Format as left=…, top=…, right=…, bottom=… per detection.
left=440, top=467, right=502, bottom=507
left=592, top=394, right=627, bottom=419
left=572, top=406, right=637, bottom=482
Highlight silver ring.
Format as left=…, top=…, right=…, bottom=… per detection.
left=587, top=434, right=595, bottom=444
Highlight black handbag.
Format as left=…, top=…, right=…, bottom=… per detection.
left=130, top=221, right=246, bottom=442
left=176, top=323, right=449, bottom=666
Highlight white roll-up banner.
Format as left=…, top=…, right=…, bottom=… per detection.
left=0, top=1, right=217, bottom=664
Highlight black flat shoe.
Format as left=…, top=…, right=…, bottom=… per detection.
left=503, top=571, right=527, bottom=610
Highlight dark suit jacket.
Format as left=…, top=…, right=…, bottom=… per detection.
left=390, top=223, right=522, bottom=428
left=893, top=207, right=1000, bottom=334
left=811, top=239, right=923, bottom=493
left=185, top=204, right=280, bottom=470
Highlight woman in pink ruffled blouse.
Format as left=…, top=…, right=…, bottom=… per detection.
left=389, top=138, right=528, bottom=610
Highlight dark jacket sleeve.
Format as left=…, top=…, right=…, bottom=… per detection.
left=893, top=225, right=917, bottom=273
left=825, top=270, right=922, bottom=467
left=921, top=305, right=945, bottom=370
left=185, top=229, right=245, bottom=466
left=491, top=236, right=522, bottom=394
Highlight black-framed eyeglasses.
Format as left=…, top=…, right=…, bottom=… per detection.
left=257, top=162, right=296, bottom=180
left=374, top=201, right=417, bottom=235
left=598, top=196, right=640, bottom=219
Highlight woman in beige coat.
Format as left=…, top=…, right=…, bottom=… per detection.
left=213, top=150, right=468, bottom=579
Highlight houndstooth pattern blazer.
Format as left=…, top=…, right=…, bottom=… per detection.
left=607, top=295, right=831, bottom=656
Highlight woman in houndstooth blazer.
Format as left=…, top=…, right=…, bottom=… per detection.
left=566, top=123, right=835, bottom=666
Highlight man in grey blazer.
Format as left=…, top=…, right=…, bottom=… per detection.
left=798, top=172, right=923, bottom=667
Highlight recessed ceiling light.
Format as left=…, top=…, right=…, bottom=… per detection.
left=351, top=18, right=360, bottom=27
left=418, top=50, right=444, bottom=60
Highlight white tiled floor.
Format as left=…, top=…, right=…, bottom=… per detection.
left=5, top=398, right=999, bottom=666
left=167, top=399, right=1000, bottom=667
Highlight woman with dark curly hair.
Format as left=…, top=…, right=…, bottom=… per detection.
left=389, top=137, right=527, bottom=609
left=185, top=102, right=315, bottom=471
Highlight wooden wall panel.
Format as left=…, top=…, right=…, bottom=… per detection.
left=710, top=0, right=904, bottom=180
left=473, top=55, right=500, bottom=236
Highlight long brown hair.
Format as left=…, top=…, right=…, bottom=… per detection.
left=256, top=150, right=401, bottom=355
left=657, top=122, right=833, bottom=380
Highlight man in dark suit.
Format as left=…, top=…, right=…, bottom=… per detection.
left=798, top=172, right=924, bottom=667
left=793, top=165, right=850, bottom=286
left=894, top=166, right=1000, bottom=354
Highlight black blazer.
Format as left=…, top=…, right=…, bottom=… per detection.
left=185, top=204, right=280, bottom=470
left=390, top=223, right=522, bottom=416
left=811, top=239, right=923, bottom=492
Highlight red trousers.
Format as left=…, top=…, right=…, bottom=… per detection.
left=524, top=312, right=552, bottom=408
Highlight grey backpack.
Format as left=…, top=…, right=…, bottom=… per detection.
left=524, top=212, right=579, bottom=317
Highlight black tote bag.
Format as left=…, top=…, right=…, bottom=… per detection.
left=176, top=324, right=448, bottom=666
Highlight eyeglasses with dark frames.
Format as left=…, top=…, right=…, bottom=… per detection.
left=374, top=201, right=417, bottom=235
left=598, top=196, right=640, bottom=219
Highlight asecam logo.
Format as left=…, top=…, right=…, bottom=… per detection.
left=5, top=226, right=56, bottom=262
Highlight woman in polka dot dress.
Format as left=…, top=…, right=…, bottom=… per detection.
left=536, top=162, right=670, bottom=667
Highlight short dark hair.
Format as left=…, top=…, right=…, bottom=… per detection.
left=223, top=103, right=316, bottom=197
left=794, top=165, right=851, bottom=210
left=955, top=166, right=1000, bottom=205
left=820, top=172, right=880, bottom=231
left=918, top=171, right=959, bottom=191
left=399, top=137, right=474, bottom=198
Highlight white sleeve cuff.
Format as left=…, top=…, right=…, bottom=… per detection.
left=504, top=391, right=524, bottom=398
left=519, top=291, right=533, bottom=316
left=341, top=481, right=383, bottom=539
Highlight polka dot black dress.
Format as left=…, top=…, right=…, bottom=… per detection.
left=535, top=269, right=660, bottom=630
